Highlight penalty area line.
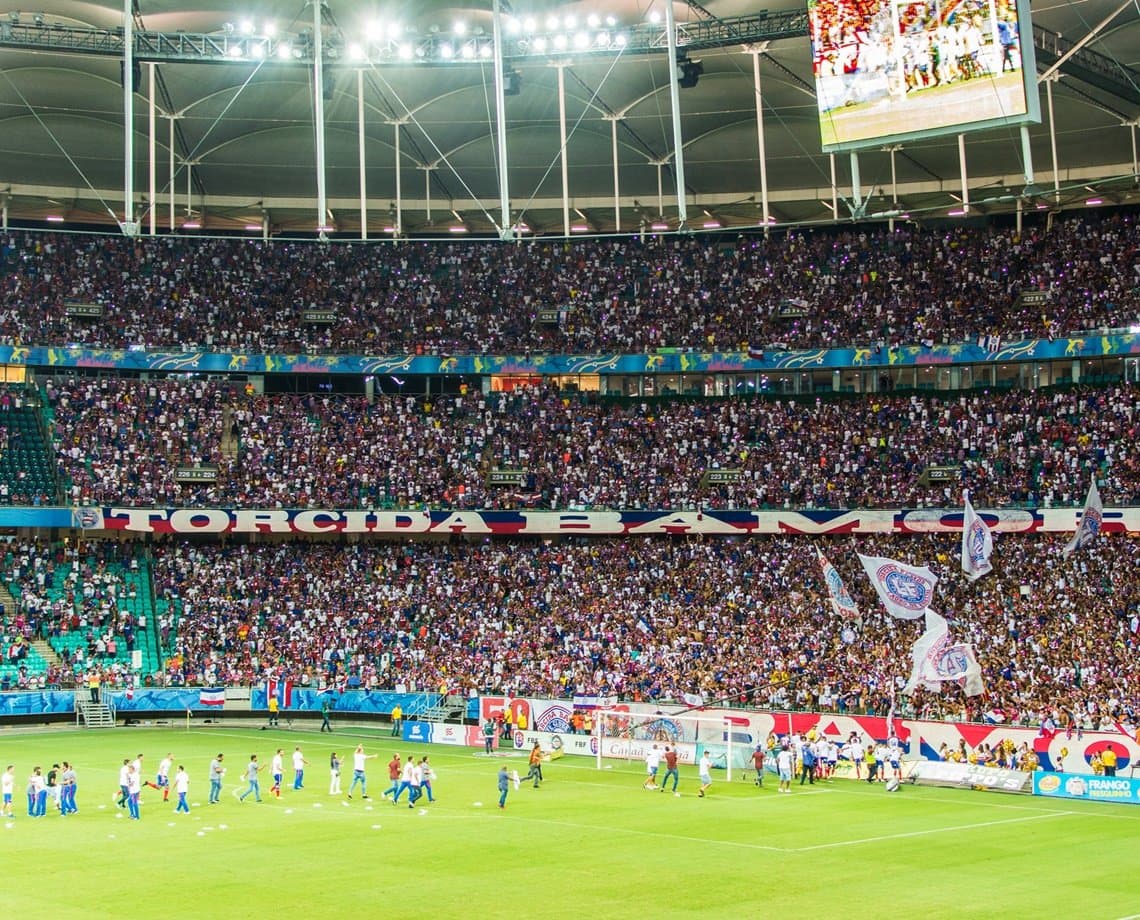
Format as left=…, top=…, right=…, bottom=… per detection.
left=788, top=811, right=1071, bottom=852
left=501, top=815, right=788, bottom=852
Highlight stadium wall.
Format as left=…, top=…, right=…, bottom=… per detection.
left=48, top=505, right=1140, bottom=536
left=475, top=696, right=1138, bottom=778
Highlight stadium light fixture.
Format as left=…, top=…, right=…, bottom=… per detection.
left=587, top=14, right=601, bottom=28
left=553, top=33, right=568, bottom=50
left=244, top=224, right=261, bottom=231
left=574, top=31, right=590, bottom=49
left=948, top=209, right=966, bottom=216
left=448, top=225, right=469, bottom=233
left=461, top=43, right=475, bottom=59
left=651, top=221, right=669, bottom=231
left=182, top=220, right=201, bottom=229
left=454, top=21, right=467, bottom=35
left=263, top=22, right=276, bottom=38
left=227, top=44, right=243, bottom=58
left=614, top=33, right=628, bottom=47
left=399, top=43, right=413, bottom=60
left=545, top=15, right=559, bottom=30
left=1085, top=197, right=1103, bottom=205
left=45, top=215, right=64, bottom=223
left=277, top=41, right=292, bottom=59
left=348, top=43, right=365, bottom=61
left=702, top=220, right=721, bottom=229
left=649, top=10, right=662, bottom=24
left=239, top=19, right=254, bottom=36
left=523, top=18, right=536, bottom=32
left=440, top=42, right=454, bottom=59
left=249, top=41, right=266, bottom=59
left=571, top=224, right=589, bottom=232
left=533, top=36, right=548, bottom=52
left=564, top=15, right=577, bottom=29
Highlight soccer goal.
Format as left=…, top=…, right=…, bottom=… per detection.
left=593, top=708, right=752, bottom=781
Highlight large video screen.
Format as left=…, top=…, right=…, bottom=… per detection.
left=809, top=0, right=1040, bottom=151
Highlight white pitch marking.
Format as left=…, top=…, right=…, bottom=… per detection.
left=789, top=811, right=1071, bottom=852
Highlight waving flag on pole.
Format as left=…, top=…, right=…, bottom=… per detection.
left=816, top=547, right=860, bottom=623
left=267, top=678, right=294, bottom=709
left=960, top=491, right=994, bottom=582
left=199, top=688, right=225, bottom=707
left=1062, top=475, right=1103, bottom=558
left=857, top=554, right=938, bottom=620
left=904, top=610, right=984, bottom=697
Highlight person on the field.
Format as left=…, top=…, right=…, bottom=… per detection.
left=2, top=764, right=15, bottom=817
left=419, top=757, right=436, bottom=804
left=60, top=762, right=78, bottom=815
left=751, top=745, right=766, bottom=786
left=524, top=743, right=544, bottom=788
left=27, top=766, right=45, bottom=817
left=698, top=751, right=713, bottom=798
left=157, top=752, right=173, bottom=802
left=292, top=746, right=309, bottom=790
left=661, top=746, right=680, bottom=793
left=497, top=765, right=509, bottom=809
left=126, top=763, right=142, bottom=819
left=208, top=753, right=225, bottom=804
left=347, top=744, right=375, bottom=800
left=270, top=749, right=284, bottom=798
left=174, top=766, right=190, bottom=814
left=239, top=754, right=263, bottom=803
left=643, top=745, right=661, bottom=790
left=329, top=751, right=342, bottom=796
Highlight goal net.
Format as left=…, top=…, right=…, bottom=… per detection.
left=593, top=708, right=755, bottom=781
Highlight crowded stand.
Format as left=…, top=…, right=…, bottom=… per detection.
left=44, top=376, right=1140, bottom=510
left=1, top=209, right=1138, bottom=356
left=3, top=533, right=1136, bottom=729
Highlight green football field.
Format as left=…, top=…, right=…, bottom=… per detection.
left=2, top=725, right=1138, bottom=919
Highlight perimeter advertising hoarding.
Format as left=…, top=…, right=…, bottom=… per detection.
left=809, top=0, right=1040, bottom=151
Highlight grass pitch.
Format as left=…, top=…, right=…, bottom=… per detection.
left=3, top=725, right=1138, bottom=919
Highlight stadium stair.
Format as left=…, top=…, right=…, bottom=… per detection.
left=30, top=638, right=62, bottom=668
left=76, top=700, right=116, bottom=728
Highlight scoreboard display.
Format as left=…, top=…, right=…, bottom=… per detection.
left=809, top=0, right=1039, bottom=151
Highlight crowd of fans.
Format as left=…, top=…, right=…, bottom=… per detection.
left=144, top=531, right=1140, bottom=728
left=45, top=376, right=1140, bottom=509
left=3, top=209, right=1138, bottom=355
left=0, top=539, right=145, bottom=690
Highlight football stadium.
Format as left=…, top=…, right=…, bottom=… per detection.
left=1, top=1, right=1139, bottom=918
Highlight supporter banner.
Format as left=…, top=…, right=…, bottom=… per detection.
left=103, top=689, right=219, bottom=712
left=402, top=721, right=434, bottom=744
left=70, top=506, right=1140, bottom=536
left=479, top=698, right=1140, bottom=777
left=910, top=760, right=1032, bottom=793
left=0, top=691, right=77, bottom=716
left=1032, top=772, right=1140, bottom=805
left=248, top=688, right=439, bottom=716
left=512, top=728, right=697, bottom=765
left=2, top=333, right=1137, bottom=376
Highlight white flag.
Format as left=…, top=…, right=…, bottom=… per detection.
left=1062, top=475, right=1103, bottom=558
left=904, top=610, right=985, bottom=697
left=960, top=492, right=993, bottom=582
left=904, top=609, right=949, bottom=694
left=857, top=554, right=938, bottom=620
left=816, top=548, right=860, bottom=622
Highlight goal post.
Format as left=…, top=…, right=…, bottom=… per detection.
left=593, top=708, right=751, bottom=781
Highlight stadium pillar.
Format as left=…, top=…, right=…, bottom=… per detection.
left=1131, top=121, right=1138, bottom=180
left=663, top=0, right=688, bottom=226
left=1046, top=76, right=1060, bottom=202
left=1015, top=196, right=1022, bottom=234
left=829, top=154, right=838, bottom=223
left=421, top=165, right=433, bottom=222
left=357, top=69, right=367, bottom=241
left=958, top=134, right=969, bottom=215
left=394, top=120, right=403, bottom=238
left=1020, top=126, right=1034, bottom=186
left=558, top=63, right=570, bottom=237
left=491, top=0, right=512, bottom=239
left=850, top=152, right=862, bottom=214
left=313, top=0, right=329, bottom=237
left=148, top=63, right=156, bottom=236
left=750, top=48, right=770, bottom=232
left=122, top=0, right=134, bottom=233
left=609, top=116, right=621, bottom=232
left=168, top=114, right=175, bottom=231
left=888, top=145, right=899, bottom=232
left=1, top=195, right=6, bottom=231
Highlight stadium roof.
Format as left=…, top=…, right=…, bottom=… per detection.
left=0, top=0, right=1138, bottom=235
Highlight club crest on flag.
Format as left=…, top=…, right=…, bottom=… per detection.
left=878, top=563, right=935, bottom=611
